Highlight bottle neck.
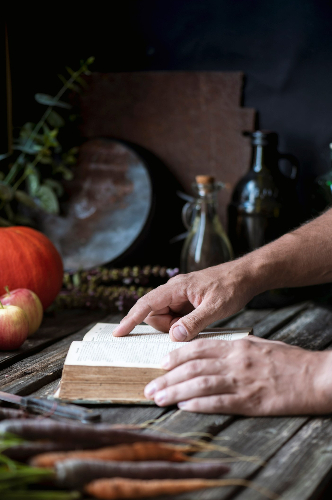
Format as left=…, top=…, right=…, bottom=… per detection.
left=195, top=190, right=218, bottom=220
left=251, top=144, right=266, bottom=172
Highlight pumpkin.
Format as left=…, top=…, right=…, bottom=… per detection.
left=0, top=227, right=63, bottom=310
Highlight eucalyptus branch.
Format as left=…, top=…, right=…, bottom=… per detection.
left=0, top=57, right=94, bottom=226
left=4, top=57, right=94, bottom=185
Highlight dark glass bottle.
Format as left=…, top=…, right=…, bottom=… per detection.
left=310, top=143, right=332, bottom=216
left=228, top=131, right=298, bottom=257
left=181, top=175, right=233, bottom=273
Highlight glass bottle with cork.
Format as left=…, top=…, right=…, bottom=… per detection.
left=180, top=175, right=233, bottom=273
left=228, top=130, right=299, bottom=257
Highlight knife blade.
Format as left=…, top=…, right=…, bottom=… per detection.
left=0, top=391, right=100, bottom=423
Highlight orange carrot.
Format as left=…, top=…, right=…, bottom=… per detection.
left=85, top=477, right=279, bottom=500
left=84, top=477, right=222, bottom=499
left=30, top=442, right=193, bottom=468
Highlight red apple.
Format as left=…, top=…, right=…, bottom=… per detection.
left=0, top=288, right=43, bottom=336
left=0, top=302, right=29, bottom=350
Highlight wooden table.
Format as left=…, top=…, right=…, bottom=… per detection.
left=1, top=301, right=332, bottom=499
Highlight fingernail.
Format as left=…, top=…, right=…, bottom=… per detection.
left=144, top=382, right=157, bottom=397
left=161, top=354, right=170, bottom=369
left=178, top=401, right=188, bottom=408
left=154, top=389, right=166, bottom=404
left=172, top=324, right=188, bottom=341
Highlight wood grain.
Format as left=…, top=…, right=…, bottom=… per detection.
left=253, top=302, right=309, bottom=338
left=234, top=418, right=332, bottom=500
left=270, top=304, right=332, bottom=349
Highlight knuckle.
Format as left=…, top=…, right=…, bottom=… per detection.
left=211, top=395, right=227, bottom=412
left=185, top=360, right=202, bottom=378
left=197, top=376, right=214, bottom=391
left=238, top=354, right=253, bottom=371
left=168, top=273, right=185, bottom=283
left=185, top=314, right=203, bottom=331
left=189, top=339, right=206, bottom=356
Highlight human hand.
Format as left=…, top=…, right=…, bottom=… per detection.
left=144, top=336, right=332, bottom=415
left=113, top=259, right=261, bottom=342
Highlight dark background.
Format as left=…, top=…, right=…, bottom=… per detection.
left=5, top=0, right=332, bottom=213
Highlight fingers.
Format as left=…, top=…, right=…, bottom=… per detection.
left=113, top=285, right=173, bottom=336
left=169, top=302, right=220, bottom=342
left=177, top=394, right=243, bottom=414
left=150, top=375, right=235, bottom=407
left=161, top=339, right=232, bottom=369
left=144, top=358, right=226, bottom=399
left=143, top=313, right=178, bottom=333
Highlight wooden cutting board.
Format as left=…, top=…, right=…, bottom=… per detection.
left=78, top=71, right=256, bottom=227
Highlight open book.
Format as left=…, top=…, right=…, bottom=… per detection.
left=57, top=323, right=253, bottom=404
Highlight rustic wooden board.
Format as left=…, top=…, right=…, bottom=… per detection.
left=29, top=378, right=61, bottom=398
left=223, top=309, right=273, bottom=329
left=151, top=409, right=233, bottom=438
left=270, top=304, right=332, bottom=349
left=0, top=309, right=108, bottom=369
left=253, top=302, right=309, bottom=338
left=190, top=417, right=307, bottom=500
left=234, top=418, right=332, bottom=500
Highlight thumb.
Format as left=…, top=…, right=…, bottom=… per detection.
left=169, top=303, right=216, bottom=342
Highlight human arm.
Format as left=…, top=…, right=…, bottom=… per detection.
left=113, top=208, right=332, bottom=341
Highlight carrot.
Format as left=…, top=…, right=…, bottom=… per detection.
left=85, top=477, right=279, bottom=500
left=85, top=478, right=220, bottom=499
left=0, top=419, right=190, bottom=447
left=56, top=459, right=230, bottom=489
left=4, top=440, right=88, bottom=462
left=30, top=442, right=193, bottom=468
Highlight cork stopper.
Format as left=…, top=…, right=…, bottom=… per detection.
left=195, top=175, right=215, bottom=184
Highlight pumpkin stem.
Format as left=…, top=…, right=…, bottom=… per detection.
left=0, top=301, right=3, bottom=309
left=4, top=286, right=10, bottom=296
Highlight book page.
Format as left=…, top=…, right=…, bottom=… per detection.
left=66, top=327, right=250, bottom=368
left=65, top=340, right=199, bottom=368
left=83, top=323, right=251, bottom=342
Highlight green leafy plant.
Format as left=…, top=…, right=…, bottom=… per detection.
left=0, top=434, right=80, bottom=499
left=0, top=57, right=94, bottom=227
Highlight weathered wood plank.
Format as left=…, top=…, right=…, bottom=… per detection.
left=154, top=409, right=234, bottom=440
left=234, top=418, right=332, bottom=500
left=253, top=302, right=309, bottom=338
left=270, top=305, right=332, bottom=349
left=0, top=309, right=110, bottom=369
left=187, top=416, right=307, bottom=500
left=29, top=378, right=60, bottom=398
left=224, top=309, right=273, bottom=329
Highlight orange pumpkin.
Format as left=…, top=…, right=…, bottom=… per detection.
left=0, top=227, right=63, bottom=310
